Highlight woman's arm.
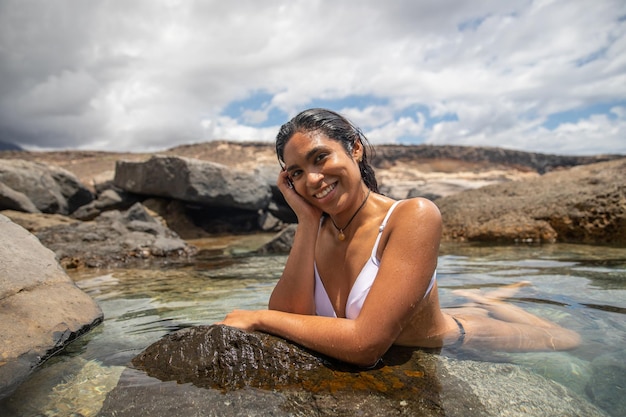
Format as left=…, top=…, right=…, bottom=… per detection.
left=221, top=309, right=380, bottom=366
left=268, top=221, right=318, bottom=314
left=223, top=198, right=443, bottom=367
left=267, top=170, right=323, bottom=314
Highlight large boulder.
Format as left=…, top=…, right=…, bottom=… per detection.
left=97, top=325, right=607, bottom=417
left=0, top=182, right=40, bottom=213
left=0, top=214, right=103, bottom=399
left=113, top=156, right=272, bottom=211
left=0, top=159, right=94, bottom=215
left=35, top=202, right=197, bottom=269
left=436, top=158, right=626, bottom=244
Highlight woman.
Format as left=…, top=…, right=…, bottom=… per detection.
left=220, top=108, right=580, bottom=367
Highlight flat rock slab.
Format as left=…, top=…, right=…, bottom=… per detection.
left=98, top=325, right=607, bottom=416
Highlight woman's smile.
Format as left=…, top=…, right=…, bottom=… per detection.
left=314, top=182, right=337, bottom=199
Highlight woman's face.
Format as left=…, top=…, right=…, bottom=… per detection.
left=282, top=131, right=363, bottom=213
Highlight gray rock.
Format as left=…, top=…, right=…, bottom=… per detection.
left=256, top=224, right=297, bottom=254
left=71, top=188, right=141, bottom=221
left=0, top=159, right=93, bottom=214
left=98, top=325, right=607, bottom=417
left=257, top=209, right=282, bottom=232
left=0, top=182, right=40, bottom=213
left=114, top=155, right=271, bottom=211
left=35, top=202, right=197, bottom=269
left=0, top=214, right=103, bottom=400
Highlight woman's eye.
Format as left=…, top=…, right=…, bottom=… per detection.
left=314, top=153, right=328, bottom=163
left=291, top=170, right=302, bottom=179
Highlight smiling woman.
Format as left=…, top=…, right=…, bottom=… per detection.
left=220, top=108, right=581, bottom=367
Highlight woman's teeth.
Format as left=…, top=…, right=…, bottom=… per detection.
left=315, top=183, right=336, bottom=198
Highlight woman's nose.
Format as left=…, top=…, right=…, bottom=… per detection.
left=306, top=171, right=323, bottom=186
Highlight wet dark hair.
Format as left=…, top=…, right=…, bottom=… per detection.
left=276, top=108, right=378, bottom=193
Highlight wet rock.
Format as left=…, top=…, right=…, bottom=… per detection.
left=0, top=159, right=93, bottom=214
left=0, top=214, right=103, bottom=400
left=114, top=155, right=272, bottom=211
left=436, top=158, right=626, bottom=244
left=98, top=325, right=607, bottom=417
left=256, top=224, right=296, bottom=254
left=35, top=202, right=197, bottom=269
left=131, top=325, right=329, bottom=391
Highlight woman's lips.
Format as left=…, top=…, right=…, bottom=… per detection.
left=314, top=182, right=336, bottom=199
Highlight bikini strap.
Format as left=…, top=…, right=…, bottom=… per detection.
left=371, top=200, right=403, bottom=258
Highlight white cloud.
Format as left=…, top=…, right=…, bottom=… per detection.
left=0, top=0, right=624, bottom=155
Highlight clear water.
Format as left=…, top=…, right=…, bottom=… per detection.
left=1, top=236, right=624, bottom=416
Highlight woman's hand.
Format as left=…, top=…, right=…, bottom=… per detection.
left=217, top=309, right=261, bottom=332
left=277, top=169, right=322, bottom=223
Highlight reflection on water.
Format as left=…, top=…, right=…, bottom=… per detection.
left=1, top=238, right=624, bottom=416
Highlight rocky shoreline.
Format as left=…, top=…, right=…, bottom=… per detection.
left=1, top=142, right=624, bottom=270
left=1, top=142, right=624, bottom=405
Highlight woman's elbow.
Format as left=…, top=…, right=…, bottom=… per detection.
left=346, top=341, right=389, bottom=368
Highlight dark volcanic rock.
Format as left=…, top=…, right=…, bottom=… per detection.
left=126, top=325, right=447, bottom=416
left=98, top=325, right=607, bottom=417
left=35, top=202, right=197, bottom=269
left=436, top=158, right=626, bottom=244
left=132, top=325, right=329, bottom=391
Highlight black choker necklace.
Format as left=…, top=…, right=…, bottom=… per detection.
left=330, top=190, right=371, bottom=241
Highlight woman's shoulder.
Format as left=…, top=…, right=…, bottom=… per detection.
left=395, top=197, right=441, bottom=218
left=388, top=197, right=442, bottom=233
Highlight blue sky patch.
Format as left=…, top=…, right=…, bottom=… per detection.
left=457, top=15, right=489, bottom=32
left=396, top=103, right=459, bottom=129
left=543, top=100, right=624, bottom=130
left=221, top=90, right=288, bottom=127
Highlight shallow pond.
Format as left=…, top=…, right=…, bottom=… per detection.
left=1, top=236, right=625, bottom=416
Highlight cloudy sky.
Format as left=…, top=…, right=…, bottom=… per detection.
left=0, top=0, right=624, bottom=155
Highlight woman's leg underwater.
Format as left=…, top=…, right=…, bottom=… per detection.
left=444, top=282, right=580, bottom=351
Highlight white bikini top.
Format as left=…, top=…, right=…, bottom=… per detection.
left=314, top=200, right=437, bottom=319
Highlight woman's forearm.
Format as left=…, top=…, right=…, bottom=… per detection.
left=268, top=221, right=319, bottom=314
left=256, top=309, right=389, bottom=367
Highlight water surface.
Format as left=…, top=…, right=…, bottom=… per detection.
left=1, top=237, right=624, bottom=416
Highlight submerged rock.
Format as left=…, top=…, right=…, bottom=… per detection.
left=586, top=350, right=626, bottom=417
left=0, top=214, right=103, bottom=400
left=98, top=325, right=607, bottom=417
